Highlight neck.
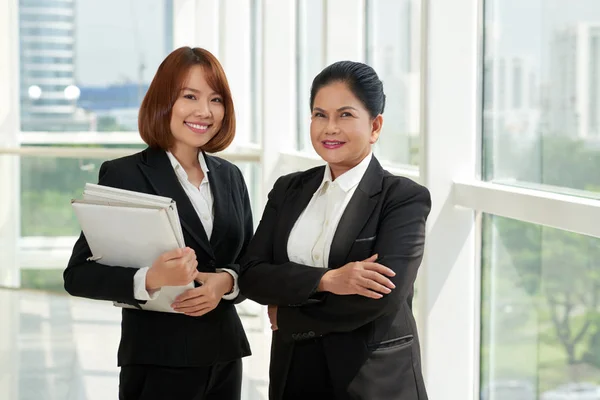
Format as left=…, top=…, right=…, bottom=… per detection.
left=328, top=152, right=371, bottom=180
left=170, top=143, right=200, bottom=169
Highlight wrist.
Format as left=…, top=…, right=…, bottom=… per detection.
left=317, top=271, right=332, bottom=292
left=218, top=272, right=234, bottom=295
left=145, top=267, right=162, bottom=292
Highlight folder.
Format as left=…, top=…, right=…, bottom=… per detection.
left=71, top=184, right=194, bottom=314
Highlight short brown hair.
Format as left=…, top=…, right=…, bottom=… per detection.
left=138, top=47, right=236, bottom=153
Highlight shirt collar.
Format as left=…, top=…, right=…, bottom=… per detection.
left=166, top=150, right=210, bottom=183
left=315, top=152, right=373, bottom=195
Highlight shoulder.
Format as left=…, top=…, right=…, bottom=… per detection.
left=96, top=149, right=151, bottom=189
left=204, top=153, right=245, bottom=181
left=101, top=149, right=146, bottom=171
left=273, top=165, right=324, bottom=193
left=381, top=172, right=431, bottom=212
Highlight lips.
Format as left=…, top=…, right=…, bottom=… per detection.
left=322, top=140, right=345, bottom=149
left=185, top=121, right=211, bottom=134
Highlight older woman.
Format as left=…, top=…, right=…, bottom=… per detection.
left=240, top=61, right=430, bottom=400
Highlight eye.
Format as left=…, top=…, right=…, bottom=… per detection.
left=183, top=94, right=196, bottom=100
left=313, top=112, right=326, bottom=118
left=211, top=97, right=223, bottom=103
left=341, top=111, right=353, bottom=117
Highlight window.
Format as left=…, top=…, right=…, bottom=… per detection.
left=18, top=0, right=174, bottom=132
left=480, top=214, right=600, bottom=399
left=483, top=0, right=600, bottom=192
left=295, top=0, right=326, bottom=151
left=250, top=0, right=263, bottom=144
left=366, top=0, right=421, bottom=166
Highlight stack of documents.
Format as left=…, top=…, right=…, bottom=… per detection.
left=71, top=183, right=193, bottom=313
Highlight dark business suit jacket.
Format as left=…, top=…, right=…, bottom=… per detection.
left=64, top=147, right=253, bottom=367
left=239, top=156, right=430, bottom=400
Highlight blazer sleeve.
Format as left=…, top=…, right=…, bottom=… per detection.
left=276, top=184, right=431, bottom=340
left=63, top=160, right=144, bottom=308
left=218, top=165, right=255, bottom=305
left=238, top=176, right=330, bottom=306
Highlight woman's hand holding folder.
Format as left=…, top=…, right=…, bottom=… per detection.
left=171, top=272, right=234, bottom=317
left=145, top=247, right=198, bottom=292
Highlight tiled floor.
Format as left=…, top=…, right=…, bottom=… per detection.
left=0, top=290, right=270, bottom=400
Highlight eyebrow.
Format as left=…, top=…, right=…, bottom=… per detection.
left=313, top=106, right=359, bottom=113
left=181, top=87, right=221, bottom=96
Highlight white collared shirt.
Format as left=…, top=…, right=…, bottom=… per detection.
left=133, top=151, right=239, bottom=301
left=287, top=152, right=373, bottom=268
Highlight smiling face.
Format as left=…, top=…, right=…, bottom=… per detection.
left=169, top=65, right=225, bottom=154
left=310, top=81, right=383, bottom=177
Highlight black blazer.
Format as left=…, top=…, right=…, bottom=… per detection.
left=64, top=147, right=253, bottom=367
left=239, top=156, right=431, bottom=400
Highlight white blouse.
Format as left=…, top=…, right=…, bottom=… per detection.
left=286, top=152, right=372, bottom=268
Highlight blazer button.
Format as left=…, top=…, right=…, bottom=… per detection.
left=208, top=260, right=216, bottom=268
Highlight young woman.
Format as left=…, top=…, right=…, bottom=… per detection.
left=64, top=47, right=253, bottom=400
left=240, top=61, right=430, bottom=400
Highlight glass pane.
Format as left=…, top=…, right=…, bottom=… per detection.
left=366, top=0, right=421, bottom=166
left=296, top=0, right=326, bottom=151
left=20, top=147, right=143, bottom=237
left=20, top=269, right=66, bottom=294
left=17, top=150, right=261, bottom=289
left=19, top=0, right=174, bottom=132
left=250, top=0, right=263, bottom=145
left=483, top=0, right=600, bottom=195
left=481, top=214, right=600, bottom=400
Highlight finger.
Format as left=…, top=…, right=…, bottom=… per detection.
left=175, top=299, right=211, bottom=312
left=356, top=287, right=383, bottom=299
left=359, top=277, right=392, bottom=294
left=363, top=262, right=396, bottom=277
left=174, top=287, right=208, bottom=303
left=162, top=247, right=185, bottom=261
left=185, top=306, right=214, bottom=317
left=173, top=287, right=202, bottom=303
left=362, top=270, right=396, bottom=289
left=173, top=296, right=210, bottom=311
left=361, top=254, right=378, bottom=263
left=165, top=256, right=188, bottom=269
left=182, top=251, right=195, bottom=265
left=186, top=259, right=198, bottom=275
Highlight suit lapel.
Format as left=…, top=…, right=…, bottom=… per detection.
left=203, top=153, right=231, bottom=250
left=273, top=168, right=325, bottom=263
left=328, top=157, right=384, bottom=269
left=138, top=147, right=214, bottom=258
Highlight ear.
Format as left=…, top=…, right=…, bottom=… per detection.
left=369, top=114, right=383, bottom=144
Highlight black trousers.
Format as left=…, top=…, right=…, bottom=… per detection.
left=119, top=359, right=242, bottom=400
left=282, top=338, right=336, bottom=400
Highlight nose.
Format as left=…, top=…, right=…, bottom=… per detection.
left=193, top=100, right=211, bottom=118
left=324, top=119, right=340, bottom=135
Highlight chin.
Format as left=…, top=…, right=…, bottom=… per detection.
left=317, top=151, right=346, bottom=165
left=182, top=134, right=215, bottom=149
